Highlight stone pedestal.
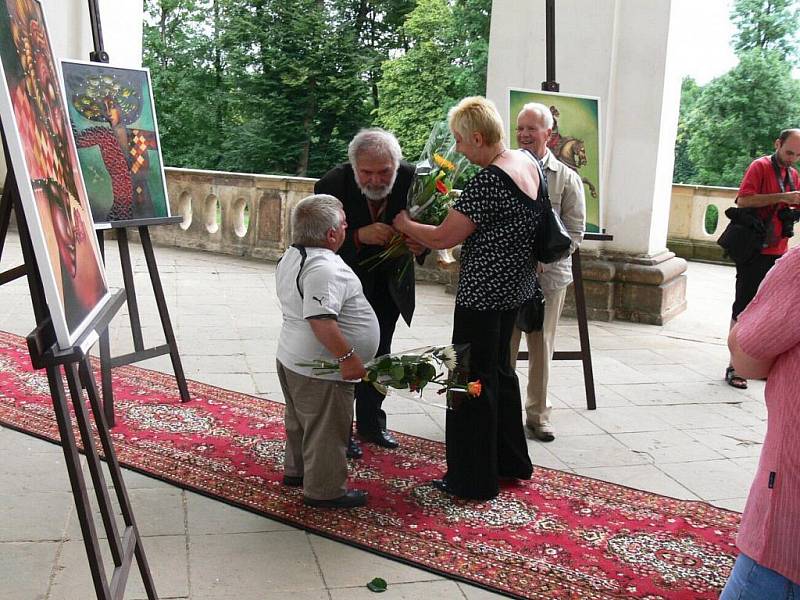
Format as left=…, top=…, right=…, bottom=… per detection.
left=563, top=250, right=687, bottom=325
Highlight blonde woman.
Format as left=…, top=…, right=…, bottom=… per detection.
left=393, top=97, right=543, bottom=500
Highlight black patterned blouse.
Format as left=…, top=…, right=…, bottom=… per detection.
left=452, top=166, right=543, bottom=311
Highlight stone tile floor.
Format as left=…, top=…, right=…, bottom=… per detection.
left=0, top=231, right=760, bottom=599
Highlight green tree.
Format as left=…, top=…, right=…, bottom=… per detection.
left=672, top=77, right=701, bottom=183
left=143, top=0, right=492, bottom=175
left=730, top=0, right=800, bottom=62
left=375, top=0, right=491, bottom=160
left=686, top=50, right=800, bottom=186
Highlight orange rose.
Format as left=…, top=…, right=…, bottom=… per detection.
left=467, top=380, right=482, bottom=396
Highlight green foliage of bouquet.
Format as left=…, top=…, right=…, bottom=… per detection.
left=296, top=344, right=480, bottom=404
left=360, top=121, right=469, bottom=276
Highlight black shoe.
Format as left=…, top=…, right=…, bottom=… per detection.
left=282, top=474, right=303, bottom=487
left=360, top=429, right=399, bottom=449
left=431, top=478, right=497, bottom=501
left=346, top=437, right=363, bottom=459
left=431, top=479, right=454, bottom=495
left=303, top=489, right=367, bottom=508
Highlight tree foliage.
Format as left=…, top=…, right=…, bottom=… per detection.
left=143, top=0, right=491, bottom=176
left=375, top=0, right=491, bottom=160
left=673, top=1, right=800, bottom=186
left=730, top=0, right=800, bottom=63
left=672, top=77, right=701, bottom=184
left=685, top=50, right=800, bottom=187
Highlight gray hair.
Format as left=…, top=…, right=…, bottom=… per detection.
left=519, top=102, right=554, bottom=129
left=347, top=128, right=402, bottom=169
left=291, top=194, right=343, bottom=246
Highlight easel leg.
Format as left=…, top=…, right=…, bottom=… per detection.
left=79, top=358, right=158, bottom=599
left=0, top=180, right=13, bottom=263
left=46, top=364, right=112, bottom=600
left=571, top=248, right=597, bottom=410
left=117, top=229, right=145, bottom=351
left=64, top=362, right=124, bottom=565
left=96, top=232, right=115, bottom=426
left=139, top=226, right=190, bottom=403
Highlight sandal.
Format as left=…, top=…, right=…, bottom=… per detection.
left=725, top=366, right=748, bottom=389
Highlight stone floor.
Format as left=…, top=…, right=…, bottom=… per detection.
left=0, top=231, right=762, bottom=599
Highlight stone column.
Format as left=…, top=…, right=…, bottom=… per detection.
left=487, top=0, right=688, bottom=324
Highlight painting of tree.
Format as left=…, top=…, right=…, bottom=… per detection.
left=61, top=60, right=170, bottom=223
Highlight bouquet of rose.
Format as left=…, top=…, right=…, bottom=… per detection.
left=296, top=344, right=480, bottom=406
left=360, top=122, right=469, bottom=275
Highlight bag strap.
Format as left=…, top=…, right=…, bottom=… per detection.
left=521, top=148, right=552, bottom=209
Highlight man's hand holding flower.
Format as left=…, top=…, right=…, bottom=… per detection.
left=357, top=222, right=395, bottom=246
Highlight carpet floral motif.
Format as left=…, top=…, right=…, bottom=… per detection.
left=0, top=332, right=740, bottom=599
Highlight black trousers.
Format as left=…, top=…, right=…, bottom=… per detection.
left=732, top=253, right=779, bottom=320
left=443, top=306, right=533, bottom=500
left=355, top=296, right=400, bottom=435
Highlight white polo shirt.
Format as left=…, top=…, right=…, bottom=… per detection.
left=276, top=246, right=379, bottom=381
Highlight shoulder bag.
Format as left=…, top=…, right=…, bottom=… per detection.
left=522, top=149, right=572, bottom=264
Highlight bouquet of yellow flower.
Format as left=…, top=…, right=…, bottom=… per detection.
left=360, top=122, right=468, bottom=275
left=296, top=344, right=480, bottom=406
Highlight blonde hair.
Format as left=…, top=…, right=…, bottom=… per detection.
left=448, top=96, right=505, bottom=145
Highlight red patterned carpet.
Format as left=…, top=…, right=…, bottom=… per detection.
left=0, top=331, right=740, bottom=599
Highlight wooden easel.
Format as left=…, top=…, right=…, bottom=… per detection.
left=96, top=219, right=189, bottom=425
left=85, top=0, right=189, bottom=426
left=0, top=150, right=158, bottom=599
left=517, top=235, right=611, bottom=411
left=515, top=1, right=614, bottom=411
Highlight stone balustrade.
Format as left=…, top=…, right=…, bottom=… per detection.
left=144, top=167, right=456, bottom=284
left=7, top=166, right=796, bottom=324
left=667, top=183, right=799, bottom=263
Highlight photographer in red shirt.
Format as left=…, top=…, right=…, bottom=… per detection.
left=726, top=129, right=800, bottom=389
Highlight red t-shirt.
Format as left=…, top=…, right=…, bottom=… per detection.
left=737, top=156, right=800, bottom=255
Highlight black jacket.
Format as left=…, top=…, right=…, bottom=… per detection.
left=314, top=161, right=418, bottom=325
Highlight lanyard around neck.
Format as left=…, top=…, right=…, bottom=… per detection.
left=770, top=154, right=796, bottom=193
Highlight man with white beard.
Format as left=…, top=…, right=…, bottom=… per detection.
left=315, top=128, right=425, bottom=455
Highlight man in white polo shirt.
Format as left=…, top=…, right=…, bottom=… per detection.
left=275, top=194, right=380, bottom=508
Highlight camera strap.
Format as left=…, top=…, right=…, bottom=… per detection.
left=770, top=154, right=796, bottom=193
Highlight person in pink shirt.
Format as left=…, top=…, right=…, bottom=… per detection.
left=721, top=246, right=800, bottom=598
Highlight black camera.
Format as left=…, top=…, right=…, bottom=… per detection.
left=777, top=206, right=800, bottom=238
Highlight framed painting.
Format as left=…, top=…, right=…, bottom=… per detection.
left=60, top=60, right=171, bottom=225
left=0, top=0, right=110, bottom=349
left=509, top=88, right=603, bottom=233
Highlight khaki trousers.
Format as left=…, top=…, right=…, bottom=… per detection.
left=509, top=286, right=567, bottom=427
left=276, top=361, right=354, bottom=500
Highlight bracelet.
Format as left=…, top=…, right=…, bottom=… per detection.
left=336, top=347, right=355, bottom=363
